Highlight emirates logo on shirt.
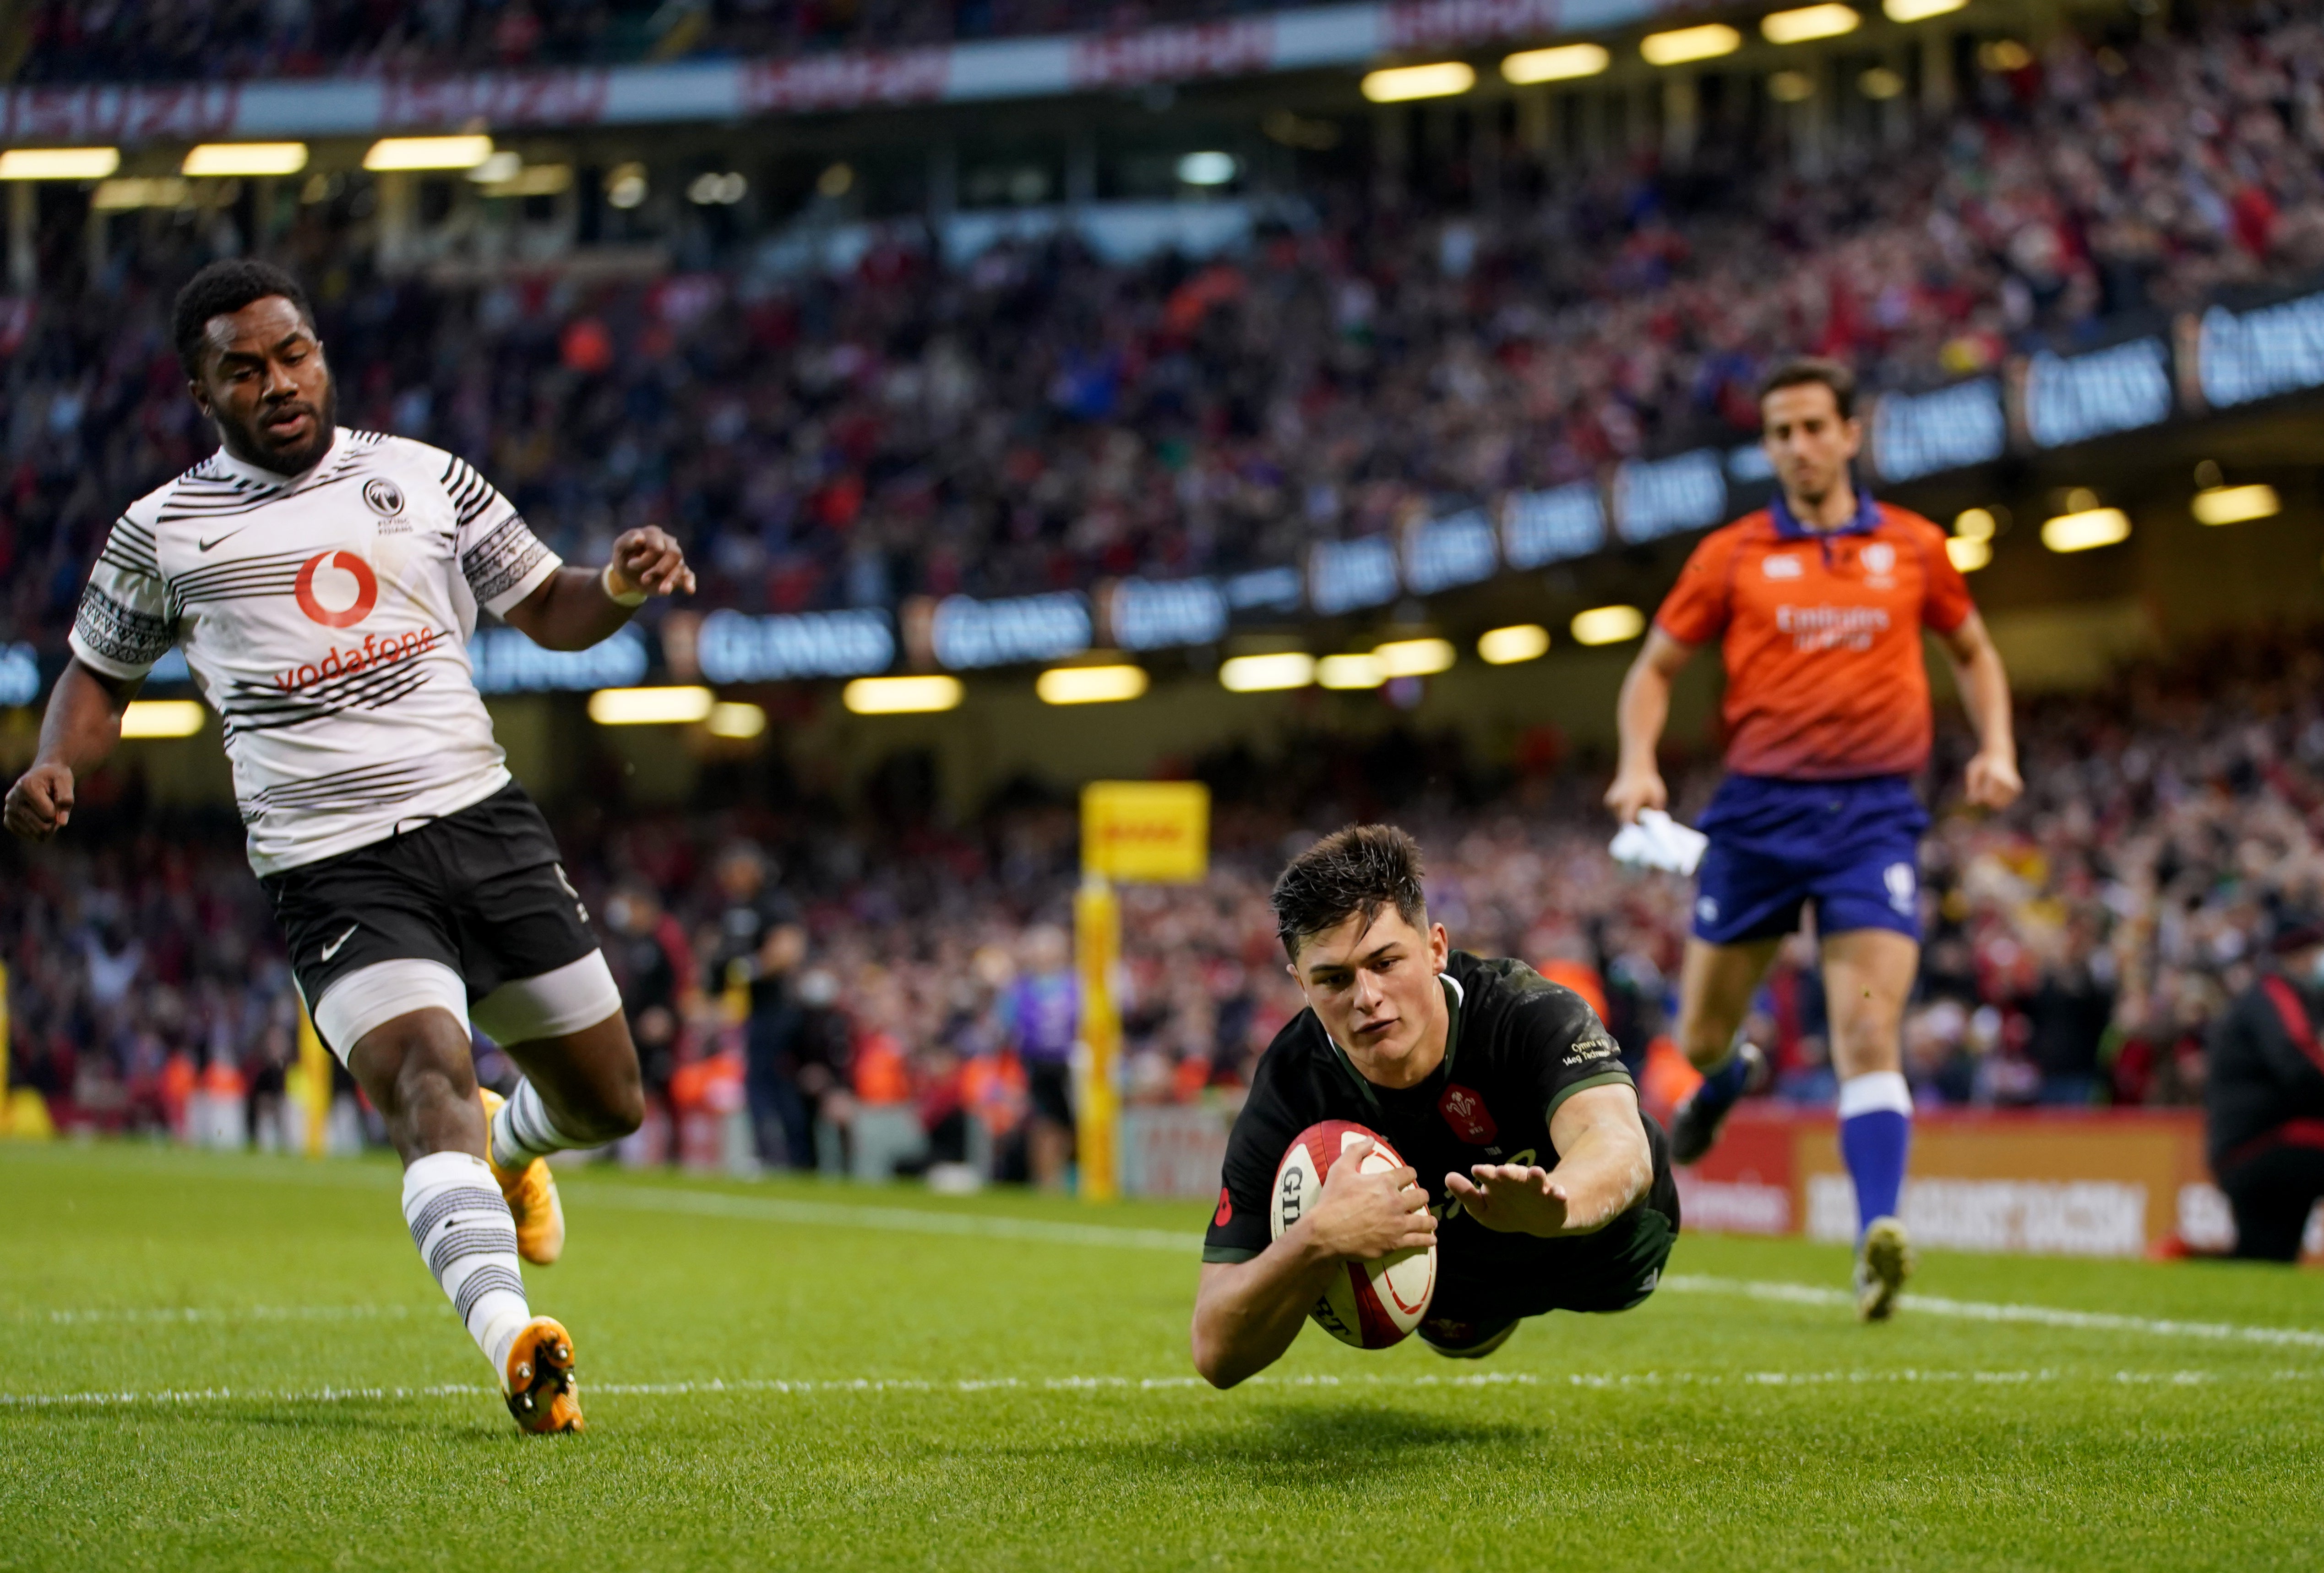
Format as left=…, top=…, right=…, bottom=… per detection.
left=1439, top=1084, right=1497, bottom=1145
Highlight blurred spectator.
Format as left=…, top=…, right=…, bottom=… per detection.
left=2204, top=907, right=2324, bottom=1260
left=1003, top=923, right=1078, bottom=1189
left=604, top=879, right=698, bottom=1158
left=712, top=842, right=810, bottom=1168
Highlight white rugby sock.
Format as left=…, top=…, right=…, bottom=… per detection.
left=489, top=1078, right=587, bottom=1169
left=402, top=1151, right=531, bottom=1377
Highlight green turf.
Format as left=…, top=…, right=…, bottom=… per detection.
left=3, top=1142, right=2319, bottom=1572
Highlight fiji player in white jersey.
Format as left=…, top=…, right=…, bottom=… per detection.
left=4, top=260, right=698, bottom=1434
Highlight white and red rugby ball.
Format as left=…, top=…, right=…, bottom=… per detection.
left=1269, top=1120, right=1437, bottom=1348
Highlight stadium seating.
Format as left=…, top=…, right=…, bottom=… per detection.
left=6, top=627, right=2320, bottom=1153
left=5, top=11, right=2324, bottom=642
left=17, top=0, right=1255, bottom=83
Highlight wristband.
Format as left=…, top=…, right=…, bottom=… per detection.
left=601, top=563, right=648, bottom=607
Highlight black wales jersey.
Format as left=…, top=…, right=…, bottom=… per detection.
left=1204, top=950, right=1675, bottom=1311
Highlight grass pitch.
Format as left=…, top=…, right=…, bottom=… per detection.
left=3, top=1143, right=2319, bottom=1571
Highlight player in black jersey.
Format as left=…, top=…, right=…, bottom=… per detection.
left=1192, top=825, right=1678, bottom=1387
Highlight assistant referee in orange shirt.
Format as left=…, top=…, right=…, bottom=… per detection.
left=1605, top=359, right=2022, bottom=1319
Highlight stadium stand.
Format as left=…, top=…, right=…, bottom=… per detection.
left=7, top=625, right=2323, bottom=1151
left=17, top=0, right=1259, bottom=82
left=5, top=8, right=2324, bottom=638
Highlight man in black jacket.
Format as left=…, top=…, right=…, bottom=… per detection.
left=2205, top=912, right=2324, bottom=1261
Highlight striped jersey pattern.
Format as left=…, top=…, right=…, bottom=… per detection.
left=69, top=428, right=563, bottom=874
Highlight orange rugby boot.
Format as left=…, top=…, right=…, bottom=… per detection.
left=478, top=1087, right=566, bottom=1266
left=503, top=1315, right=584, bottom=1434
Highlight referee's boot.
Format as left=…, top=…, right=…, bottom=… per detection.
left=1418, top=1315, right=1520, bottom=1360
left=1668, top=1042, right=1768, bottom=1166
left=1855, top=1216, right=1915, bottom=1322
left=478, top=1087, right=566, bottom=1266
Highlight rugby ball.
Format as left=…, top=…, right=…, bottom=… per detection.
left=1269, top=1120, right=1437, bottom=1348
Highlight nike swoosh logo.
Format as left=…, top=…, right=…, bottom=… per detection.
left=320, top=923, right=359, bottom=961
left=198, top=525, right=252, bottom=552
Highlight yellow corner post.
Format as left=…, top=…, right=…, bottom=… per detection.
left=1075, top=781, right=1209, bottom=1202
left=296, top=1001, right=331, bottom=1158
left=0, top=957, right=53, bottom=1139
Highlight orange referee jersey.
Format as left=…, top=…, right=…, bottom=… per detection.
left=1653, top=493, right=1975, bottom=781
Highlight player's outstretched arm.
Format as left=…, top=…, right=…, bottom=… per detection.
left=1190, top=1138, right=1435, bottom=1389
left=3, top=659, right=140, bottom=842
left=1937, top=609, right=2021, bottom=810
left=1605, top=628, right=1695, bottom=824
left=500, top=525, right=697, bottom=652
left=1444, top=1083, right=1652, bottom=1238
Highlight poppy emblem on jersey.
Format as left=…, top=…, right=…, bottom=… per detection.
left=294, top=550, right=378, bottom=628
left=1214, top=1187, right=1233, bottom=1228
left=1439, top=1084, right=1497, bottom=1145
left=362, top=478, right=406, bottom=519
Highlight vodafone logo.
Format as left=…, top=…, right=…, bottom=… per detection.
left=294, top=550, right=377, bottom=628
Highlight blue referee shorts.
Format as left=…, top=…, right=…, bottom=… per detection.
left=1690, top=774, right=1928, bottom=947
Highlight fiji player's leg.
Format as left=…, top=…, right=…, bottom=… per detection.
left=1666, top=936, right=1782, bottom=1164
left=470, top=958, right=644, bottom=1259
left=437, top=786, right=644, bottom=1257
left=324, top=975, right=584, bottom=1433
left=1821, top=927, right=1920, bottom=1320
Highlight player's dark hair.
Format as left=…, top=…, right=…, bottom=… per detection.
left=1757, top=356, right=1857, bottom=420
left=1272, top=824, right=1429, bottom=959
left=172, top=259, right=316, bottom=379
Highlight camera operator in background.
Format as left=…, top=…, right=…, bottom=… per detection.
left=605, top=881, right=697, bottom=1162
left=713, top=842, right=811, bottom=1170
left=2205, top=907, right=2324, bottom=1262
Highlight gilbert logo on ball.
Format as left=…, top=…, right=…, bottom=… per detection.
left=1269, top=1120, right=1436, bottom=1348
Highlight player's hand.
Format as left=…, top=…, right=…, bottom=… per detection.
left=1963, top=749, right=2022, bottom=811
left=1603, top=766, right=1667, bottom=825
left=3, top=762, right=74, bottom=841
left=1445, top=1163, right=1573, bottom=1237
left=607, top=526, right=697, bottom=600
left=1305, top=1136, right=1436, bottom=1262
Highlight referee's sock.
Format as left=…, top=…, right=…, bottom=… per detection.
left=490, top=1078, right=589, bottom=1168
left=1837, top=1071, right=1914, bottom=1235
left=402, top=1150, right=532, bottom=1376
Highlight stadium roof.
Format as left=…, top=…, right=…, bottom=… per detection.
left=0, top=0, right=1672, bottom=145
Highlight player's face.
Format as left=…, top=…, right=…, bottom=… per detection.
left=1288, top=907, right=1452, bottom=1089
left=189, top=295, right=336, bottom=476
left=1760, top=382, right=1862, bottom=508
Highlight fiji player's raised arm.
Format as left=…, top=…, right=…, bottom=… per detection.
left=497, top=525, right=697, bottom=652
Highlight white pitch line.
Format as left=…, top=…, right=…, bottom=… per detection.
left=28, top=1304, right=425, bottom=1326
left=13, top=1148, right=2324, bottom=1355
left=1656, top=1274, right=2324, bottom=1350
left=3, top=1366, right=2304, bottom=1411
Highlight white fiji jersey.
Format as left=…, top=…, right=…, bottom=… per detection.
left=69, top=427, right=563, bottom=876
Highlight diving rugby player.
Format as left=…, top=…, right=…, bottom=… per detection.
left=1606, top=357, right=2020, bottom=1319
left=1192, top=825, right=1677, bottom=1386
left=4, top=260, right=697, bottom=1432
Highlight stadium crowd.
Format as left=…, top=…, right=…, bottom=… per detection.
left=21, top=0, right=1285, bottom=82
left=8, top=6, right=2324, bottom=643
left=5, top=627, right=2322, bottom=1163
